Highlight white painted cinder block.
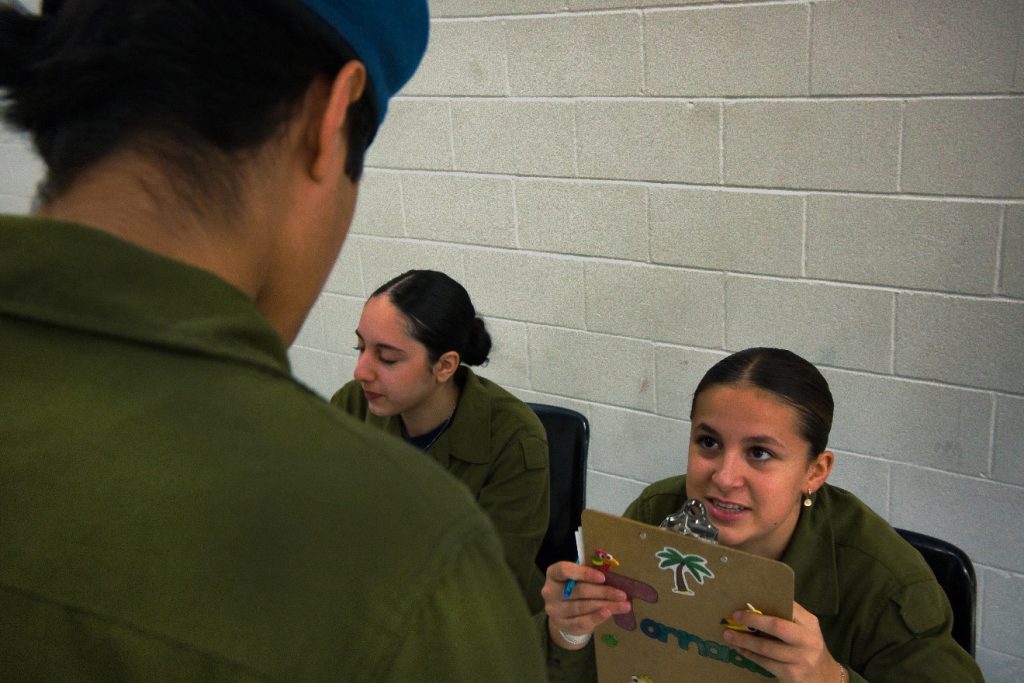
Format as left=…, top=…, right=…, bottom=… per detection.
left=653, top=345, right=726, bottom=419
left=528, top=325, right=655, bottom=411
left=516, top=179, right=648, bottom=261
left=576, top=100, right=720, bottom=183
left=895, top=293, right=1024, bottom=393
left=356, top=237, right=468, bottom=289
left=993, top=395, right=1024, bottom=487
left=287, top=347, right=352, bottom=401
left=890, top=465, right=1024, bottom=574
left=0, top=123, right=30, bottom=145
left=650, top=187, right=803, bottom=276
left=586, top=471, right=649, bottom=517
left=402, top=20, right=508, bottom=97
left=462, top=249, right=586, bottom=327
left=0, top=144, right=44, bottom=199
left=810, top=0, right=1021, bottom=94
left=645, top=4, right=808, bottom=97
left=451, top=99, right=576, bottom=176
left=311, top=293, right=365, bottom=357
left=587, top=402, right=688, bottom=483
left=976, top=648, right=1024, bottom=683
left=403, top=173, right=517, bottom=248
left=349, top=170, right=405, bottom=238
left=806, top=195, right=1001, bottom=295
left=724, top=100, right=900, bottom=192
left=292, top=298, right=326, bottom=351
left=902, top=98, right=1024, bottom=198
left=570, top=0, right=746, bottom=8
left=1017, top=38, right=1024, bottom=92
left=0, top=194, right=32, bottom=215
left=506, top=13, right=643, bottom=97
left=980, top=569, right=1024, bottom=656
left=450, top=100, right=514, bottom=175
left=364, top=99, right=452, bottom=171
left=431, top=0, right=568, bottom=17
left=293, top=293, right=361, bottom=360
left=825, top=452, right=891, bottom=519
left=475, top=317, right=532, bottom=391
left=586, top=261, right=724, bottom=347
left=1001, top=206, right=1024, bottom=299
left=507, top=388, right=593, bottom=427
left=323, top=238, right=364, bottom=297
left=822, top=368, right=992, bottom=476
left=725, top=276, right=893, bottom=374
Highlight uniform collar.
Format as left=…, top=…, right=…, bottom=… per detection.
left=427, top=367, right=495, bottom=465
left=780, top=484, right=840, bottom=615
left=0, top=215, right=290, bottom=376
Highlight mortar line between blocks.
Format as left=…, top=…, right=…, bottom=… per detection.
left=994, top=205, right=1006, bottom=295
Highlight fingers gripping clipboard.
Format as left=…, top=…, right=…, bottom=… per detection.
left=582, top=509, right=794, bottom=682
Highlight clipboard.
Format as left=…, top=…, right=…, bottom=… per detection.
left=582, top=508, right=794, bottom=682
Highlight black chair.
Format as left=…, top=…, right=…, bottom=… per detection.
left=528, top=403, right=590, bottom=573
left=895, top=527, right=977, bottom=657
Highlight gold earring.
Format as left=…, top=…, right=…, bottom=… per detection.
left=803, top=489, right=813, bottom=508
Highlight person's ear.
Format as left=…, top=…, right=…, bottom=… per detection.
left=311, top=60, right=366, bottom=182
left=433, top=351, right=461, bottom=383
left=806, top=449, right=835, bottom=493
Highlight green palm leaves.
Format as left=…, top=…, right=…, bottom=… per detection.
left=657, top=547, right=715, bottom=596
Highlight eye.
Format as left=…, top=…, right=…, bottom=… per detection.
left=695, top=434, right=719, bottom=450
left=749, top=447, right=774, bottom=462
left=377, top=350, right=400, bottom=366
left=353, top=344, right=364, bottom=354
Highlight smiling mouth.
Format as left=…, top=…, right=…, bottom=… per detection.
left=708, top=497, right=749, bottom=513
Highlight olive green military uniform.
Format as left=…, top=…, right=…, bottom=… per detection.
left=544, top=475, right=983, bottom=682
left=332, top=366, right=549, bottom=613
left=0, top=215, right=547, bottom=681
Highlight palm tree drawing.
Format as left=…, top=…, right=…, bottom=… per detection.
left=656, top=547, right=714, bottom=596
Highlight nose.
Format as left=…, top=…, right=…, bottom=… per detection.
left=352, top=350, right=374, bottom=383
left=710, top=450, right=744, bottom=490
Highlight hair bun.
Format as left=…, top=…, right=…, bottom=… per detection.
left=461, top=316, right=492, bottom=366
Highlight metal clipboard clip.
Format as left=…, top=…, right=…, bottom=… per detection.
left=659, top=498, right=719, bottom=544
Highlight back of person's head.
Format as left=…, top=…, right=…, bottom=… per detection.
left=0, top=0, right=426, bottom=206
left=691, top=348, right=834, bottom=457
left=372, top=270, right=492, bottom=366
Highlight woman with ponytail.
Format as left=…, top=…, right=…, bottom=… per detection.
left=332, top=269, right=550, bottom=612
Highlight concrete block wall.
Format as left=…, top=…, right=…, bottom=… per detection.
left=292, top=2, right=1024, bottom=678
left=1, top=0, right=1021, bottom=678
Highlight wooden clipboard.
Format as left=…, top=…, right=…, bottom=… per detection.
left=582, top=509, right=794, bottom=682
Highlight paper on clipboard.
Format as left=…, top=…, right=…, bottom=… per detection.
left=582, top=509, right=795, bottom=682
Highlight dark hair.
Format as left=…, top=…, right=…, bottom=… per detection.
left=372, top=270, right=492, bottom=366
left=0, top=0, right=375, bottom=210
left=691, top=348, right=834, bottom=457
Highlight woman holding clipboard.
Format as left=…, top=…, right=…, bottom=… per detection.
left=541, top=348, right=983, bottom=682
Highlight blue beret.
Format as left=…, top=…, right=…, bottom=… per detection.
left=299, top=0, right=430, bottom=128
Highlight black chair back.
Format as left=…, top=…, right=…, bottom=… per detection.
left=895, top=527, right=977, bottom=657
left=528, top=403, right=589, bottom=573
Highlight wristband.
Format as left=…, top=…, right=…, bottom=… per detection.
left=557, top=629, right=593, bottom=646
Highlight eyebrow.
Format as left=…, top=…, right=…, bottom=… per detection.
left=354, top=329, right=406, bottom=355
left=693, top=422, right=785, bottom=448
left=694, top=422, right=720, bottom=437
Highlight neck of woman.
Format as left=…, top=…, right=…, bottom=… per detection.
left=401, top=379, right=461, bottom=438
